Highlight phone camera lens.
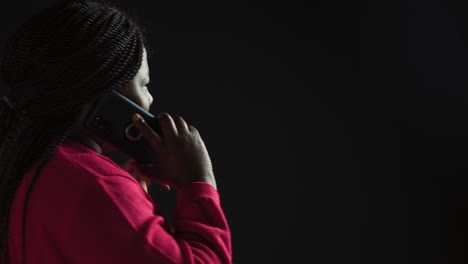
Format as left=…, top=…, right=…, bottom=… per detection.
left=92, top=117, right=100, bottom=128
left=125, top=123, right=142, bottom=141
left=128, top=126, right=139, bottom=137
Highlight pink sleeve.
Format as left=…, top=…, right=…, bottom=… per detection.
left=59, top=173, right=232, bottom=264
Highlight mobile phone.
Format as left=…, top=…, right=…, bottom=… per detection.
left=82, top=89, right=163, bottom=166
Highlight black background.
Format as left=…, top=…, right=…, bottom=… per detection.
left=1, top=1, right=467, bottom=263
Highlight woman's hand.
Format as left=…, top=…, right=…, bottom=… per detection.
left=122, top=159, right=153, bottom=193
left=131, top=112, right=217, bottom=191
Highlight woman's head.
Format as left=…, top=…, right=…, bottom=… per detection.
left=71, top=45, right=154, bottom=153
left=117, top=46, right=153, bottom=112
left=1, top=0, right=152, bottom=115
left=0, top=0, right=152, bottom=258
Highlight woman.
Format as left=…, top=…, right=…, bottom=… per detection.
left=0, top=0, right=232, bottom=263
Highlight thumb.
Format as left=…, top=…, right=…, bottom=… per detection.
left=131, top=161, right=171, bottom=192
left=131, top=161, right=157, bottom=176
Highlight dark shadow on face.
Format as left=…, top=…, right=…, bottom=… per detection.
left=69, top=47, right=153, bottom=154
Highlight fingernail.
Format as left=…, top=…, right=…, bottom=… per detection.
left=133, top=113, right=143, bottom=122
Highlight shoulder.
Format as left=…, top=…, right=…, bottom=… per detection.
left=29, top=144, right=150, bottom=210
left=33, top=144, right=140, bottom=191
left=53, top=138, right=134, bottom=179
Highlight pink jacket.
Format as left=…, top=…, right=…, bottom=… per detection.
left=4, top=138, right=232, bottom=263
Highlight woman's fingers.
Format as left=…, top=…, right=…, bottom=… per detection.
left=123, top=160, right=151, bottom=193
left=173, top=116, right=189, bottom=134
left=138, top=176, right=151, bottom=193
left=132, top=113, right=163, bottom=152
left=131, top=112, right=197, bottom=192
left=131, top=161, right=171, bottom=192
left=157, top=113, right=178, bottom=139
left=188, top=124, right=200, bottom=136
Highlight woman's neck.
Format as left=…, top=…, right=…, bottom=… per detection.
left=68, top=128, right=102, bottom=154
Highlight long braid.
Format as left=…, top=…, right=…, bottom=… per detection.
left=0, top=0, right=152, bottom=261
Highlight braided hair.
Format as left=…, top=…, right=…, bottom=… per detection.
left=0, top=0, right=152, bottom=261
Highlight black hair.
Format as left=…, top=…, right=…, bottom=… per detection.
left=0, top=0, right=152, bottom=261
